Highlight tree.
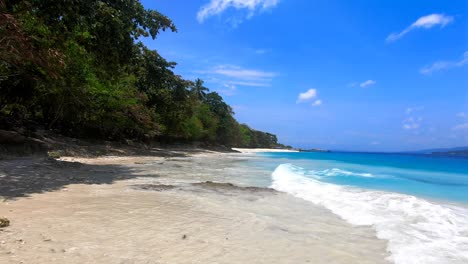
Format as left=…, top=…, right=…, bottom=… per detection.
left=191, top=78, right=209, bottom=101
left=0, top=0, right=283, bottom=148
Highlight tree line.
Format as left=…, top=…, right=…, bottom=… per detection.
left=0, top=0, right=286, bottom=148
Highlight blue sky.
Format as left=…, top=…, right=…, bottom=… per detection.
left=141, top=0, right=468, bottom=151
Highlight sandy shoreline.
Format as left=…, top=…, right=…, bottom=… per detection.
left=0, top=151, right=389, bottom=264
left=232, top=148, right=298, bottom=153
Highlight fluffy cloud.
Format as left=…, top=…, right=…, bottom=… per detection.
left=360, top=80, right=376, bottom=88
left=312, top=99, right=322, bottom=106
left=197, top=0, right=280, bottom=24
left=420, top=51, right=468, bottom=75
left=297, top=89, right=317, bottom=103
left=386, top=14, right=453, bottom=42
left=297, top=89, right=323, bottom=106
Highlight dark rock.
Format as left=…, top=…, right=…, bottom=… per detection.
left=0, top=217, right=10, bottom=228
left=192, top=181, right=277, bottom=194
left=130, top=184, right=175, bottom=192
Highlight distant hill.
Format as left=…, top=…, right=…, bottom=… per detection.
left=411, top=146, right=468, bottom=154
left=408, top=147, right=468, bottom=157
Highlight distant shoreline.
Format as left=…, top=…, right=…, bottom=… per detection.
left=232, top=148, right=299, bottom=153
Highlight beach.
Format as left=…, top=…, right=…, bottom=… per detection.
left=0, top=150, right=389, bottom=264
left=2, top=1, right=465, bottom=263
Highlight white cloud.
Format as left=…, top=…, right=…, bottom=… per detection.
left=387, top=14, right=453, bottom=42
left=406, top=106, right=424, bottom=114
left=403, top=117, right=423, bottom=130
left=213, top=65, right=276, bottom=80
left=297, top=89, right=317, bottom=103
left=453, top=123, right=468, bottom=130
left=312, top=99, right=322, bottom=106
left=225, top=80, right=270, bottom=87
left=371, top=141, right=381, bottom=145
left=420, top=51, right=468, bottom=74
left=457, top=112, right=467, bottom=118
left=360, top=80, right=376, bottom=88
left=198, top=65, right=276, bottom=88
left=197, top=0, right=280, bottom=24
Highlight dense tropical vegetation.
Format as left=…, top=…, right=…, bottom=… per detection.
left=0, top=0, right=284, bottom=148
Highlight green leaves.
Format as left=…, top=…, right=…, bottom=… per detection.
left=0, top=0, right=281, bottom=147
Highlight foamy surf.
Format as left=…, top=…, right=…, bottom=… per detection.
left=270, top=163, right=468, bottom=264
left=314, top=168, right=375, bottom=178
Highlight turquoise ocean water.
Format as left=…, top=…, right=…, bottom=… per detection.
left=262, top=152, right=468, bottom=203
left=254, top=151, right=468, bottom=264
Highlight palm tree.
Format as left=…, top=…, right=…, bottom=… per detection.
left=191, top=78, right=209, bottom=101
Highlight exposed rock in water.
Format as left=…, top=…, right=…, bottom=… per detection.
left=192, top=181, right=277, bottom=194
left=130, top=184, right=176, bottom=192
left=0, top=217, right=10, bottom=228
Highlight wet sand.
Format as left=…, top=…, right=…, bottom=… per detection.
left=0, top=152, right=390, bottom=264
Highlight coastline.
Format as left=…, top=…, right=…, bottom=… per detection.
left=232, top=148, right=298, bottom=153
left=0, top=151, right=389, bottom=264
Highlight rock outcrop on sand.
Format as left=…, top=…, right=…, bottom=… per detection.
left=0, top=217, right=10, bottom=228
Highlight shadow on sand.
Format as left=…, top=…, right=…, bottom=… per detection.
left=0, top=157, right=162, bottom=200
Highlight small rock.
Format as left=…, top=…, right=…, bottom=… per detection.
left=0, top=217, right=9, bottom=228
left=182, top=234, right=187, bottom=239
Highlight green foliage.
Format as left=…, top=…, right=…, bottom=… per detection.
left=0, top=0, right=282, bottom=148
left=238, top=124, right=281, bottom=148
left=191, top=78, right=209, bottom=101
left=48, top=151, right=61, bottom=159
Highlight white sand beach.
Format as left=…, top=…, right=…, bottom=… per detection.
left=232, top=148, right=298, bottom=153
left=0, top=151, right=389, bottom=264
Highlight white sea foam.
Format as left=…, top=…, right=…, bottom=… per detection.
left=316, top=168, right=375, bottom=178
left=271, top=163, right=468, bottom=264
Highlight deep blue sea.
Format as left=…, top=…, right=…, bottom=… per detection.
left=256, top=151, right=468, bottom=264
